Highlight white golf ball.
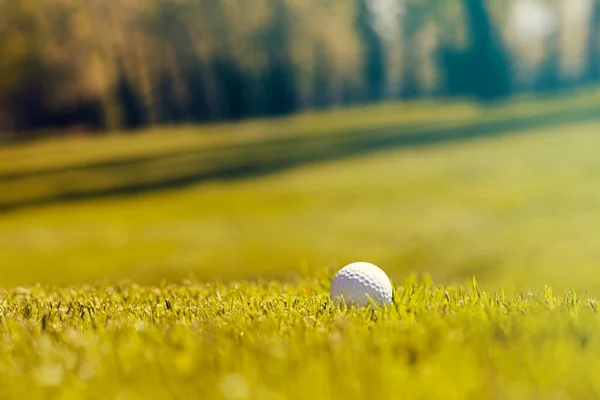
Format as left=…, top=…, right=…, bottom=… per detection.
left=329, top=262, right=393, bottom=307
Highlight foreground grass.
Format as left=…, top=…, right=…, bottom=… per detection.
left=4, top=92, right=600, bottom=399
left=0, top=276, right=598, bottom=399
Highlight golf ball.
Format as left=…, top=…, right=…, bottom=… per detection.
left=329, top=262, right=393, bottom=307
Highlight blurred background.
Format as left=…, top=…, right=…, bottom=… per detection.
left=1, top=0, right=597, bottom=134
left=2, top=0, right=600, bottom=293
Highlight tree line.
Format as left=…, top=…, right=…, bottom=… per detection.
left=0, top=0, right=599, bottom=138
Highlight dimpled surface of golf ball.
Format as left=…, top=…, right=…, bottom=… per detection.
left=330, top=262, right=393, bottom=307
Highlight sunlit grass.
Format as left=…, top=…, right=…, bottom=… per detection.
left=0, top=276, right=599, bottom=399
left=2, top=86, right=598, bottom=177
left=2, top=87, right=600, bottom=210
left=2, top=119, right=600, bottom=293
left=0, top=100, right=473, bottom=175
left=2, top=94, right=600, bottom=399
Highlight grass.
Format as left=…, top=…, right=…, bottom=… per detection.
left=2, top=87, right=600, bottom=211
left=1, top=276, right=600, bottom=399
left=4, top=91, right=600, bottom=398
left=3, top=117, right=600, bottom=292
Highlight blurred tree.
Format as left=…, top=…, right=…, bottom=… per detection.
left=435, top=45, right=470, bottom=97
left=461, top=0, right=512, bottom=101
left=0, top=0, right=568, bottom=137
left=262, top=0, right=298, bottom=116
left=213, top=56, right=249, bottom=120
left=398, top=0, right=427, bottom=98
left=146, top=0, right=219, bottom=122
left=186, top=62, right=212, bottom=123
left=533, top=29, right=562, bottom=92
left=312, top=43, right=333, bottom=109
left=586, top=0, right=600, bottom=81
left=418, top=0, right=468, bottom=97
left=116, top=65, right=147, bottom=129
left=356, top=0, right=387, bottom=102
left=0, top=0, right=104, bottom=134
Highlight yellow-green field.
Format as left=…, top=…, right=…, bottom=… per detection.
left=1, top=278, right=599, bottom=399
left=2, top=104, right=600, bottom=292
left=3, top=92, right=600, bottom=398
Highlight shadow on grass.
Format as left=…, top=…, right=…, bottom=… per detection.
left=1, top=105, right=600, bottom=213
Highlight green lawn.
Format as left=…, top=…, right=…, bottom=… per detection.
left=2, top=114, right=600, bottom=292
left=2, top=88, right=600, bottom=211
left=3, top=94, right=600, bottom=399
left=1, top=278, right=599, bottom=399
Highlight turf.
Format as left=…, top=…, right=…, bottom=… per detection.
left=4, top=92, right=600, bottom=398
left=2, top=88, right=600, bottom=211
left=0, top=276, right=599, bottom=399
left=3, top=119, right=600, bottom=293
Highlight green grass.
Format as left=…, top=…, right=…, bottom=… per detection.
left=1, top=276, right=600, bottom=399
left=2, top=87, right=600, bottom=210
left=2, top=87, right=598, bottom=173
left=3, top=118, right=600, bottom=292
left=4, top=92, right=600, bottom=398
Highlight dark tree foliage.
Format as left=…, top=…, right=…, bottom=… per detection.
left=355, top=0, right=387, bottom=102
left=435, top=46, right=462, bottom=97
left=312, top=44, right=332, bottom=108
left=6, top=56, right=102, bottom=134
left=262, top=0, right=298, bottom=116
left=158, top=72, right=182, bottom=123
left=1, top=0, right=589, bottom=137
left=533, top=32, right=562, bottom=93
left=586, top=0, right=600, bottom=81
left=213, top=57, right=249, bottom=120
left=116, top=70, right=146, bottom=129
left=44, top=100, right=103, bottom=132
left=340, top=80, right=362, bottom=106
left=263, top=61, right=298, bottom=116
left=461, top=0, right=512, bottom=101
left=9, top=60, right=47, bottom=132
left=186, top=61, right=211, bottom=123
left=399, top=70, right=421, bottom=99
left=437, top=0, right=512, bottom=101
